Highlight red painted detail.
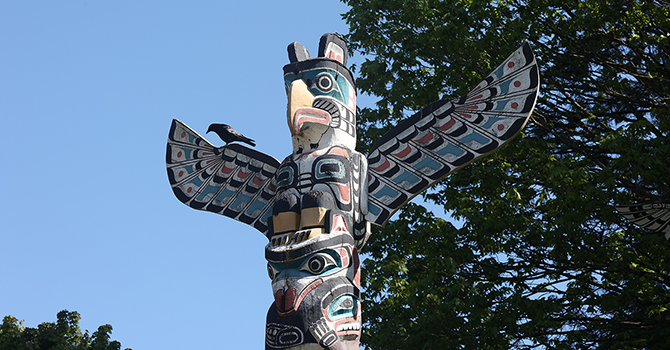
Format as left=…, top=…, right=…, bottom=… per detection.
left=353, top=248, right=361, bottom=288
left=202, top=152, right=213, bottom=156
left=455, top=112, right=472, bottom=119
left=335, top=184, right=351, bottom=202
left=236, top=169, right=251, bottom=180
left=206, top=159, right=216, bottom=165
left=331, top=215, right=349, bottom=233
left=187, top=187, right=193, bottom=193
left=370, top=158, right=390, bottom=172
left=462, top=105, right=479, bottom=110
left=511, top=102, right=519, bottom=109
left=284, top=288, right=297, bottom=311
left=508, top=61, right=515, bottom=68
left=252, top=176, right=266, bottom=186
left=221, top=165, right=235, bottom=175
left=177, top=151, right=182, bottom=158
left=178, top=170, right=184, bottom=177
left=210, top=165, right=217, bottom=172
left=181, top=131, right=186, bottom=138
left=277, top=279, right=323, bottom=317
left=468, top=85, right=482, bottom=95
left=294, top=107, right=331, bottom=134
left=295, top=150, right=319, bottom=162
left=392, top=144, right=413, bottom=158
left=415, top=131, right=434, bottom=144
left=497, top=124, right=505, bottom=131
left=514, top=81, right=521, bottom=87
left=439, top=117, right=456, bottom=131
left=275, top=289, right=284, bottom=311
left=335, top=247, right=350, bottom=267
left=329, top=147, right=350, bottom=157
left=466, top=94, right=483, bottom=102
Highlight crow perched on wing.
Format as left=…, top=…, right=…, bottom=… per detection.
left=207, top=123, right=256, bottom=147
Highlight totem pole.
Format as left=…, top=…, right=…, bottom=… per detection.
left=166, top=33, right=539, bottom=349
left=616, top=202, right=670, bottom=239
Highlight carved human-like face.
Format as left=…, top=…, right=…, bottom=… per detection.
left=265, top=232, right=361, bottom=350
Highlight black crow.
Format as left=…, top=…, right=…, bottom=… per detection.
left=207, top=123, right=256, bottom=147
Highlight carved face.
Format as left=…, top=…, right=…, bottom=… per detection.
left=265, top=232, right=361, bottom=350
left=284, top=67, right=357, bottom=154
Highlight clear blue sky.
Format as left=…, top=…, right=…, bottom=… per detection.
left=1, top=1, right=362, bottom=349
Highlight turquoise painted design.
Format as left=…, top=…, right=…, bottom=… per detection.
left=365, top=43, right=539, bottom=226
left=268, top=250, right=342, bottom=280
left=245, top=198, right=268, bottom=217
left=367, top=202, right=382, bottom=217
left=372, top=184, right=400, bottom=201
left=276, top=166, right=294, bottom=190
left=412, top=156, right=442, bottom=172
left=214, top=187, right=237, bottom=205
left=328, top=295, right=357, bottom=321
left=230, top=193, right=252, bottom=211
left=492, top=64, right=506, bottom=79
left=493, top=100, right=513, bottom=111
left=196, top=183, right=220, bottom=202
left=391, top=170, right=421, bottom=187
left=315, top=159, right=346, bottom=180
left=186, top=176, right=204, bottom=188
left=284, top=68, right=351, bottom=106
left=481, top=116, right=505, bottom=128
left=435, top=143, right=466, bottom=157
left=498, top=78, right=514, bottom=94
left=459, top=132, right=490, bottom=146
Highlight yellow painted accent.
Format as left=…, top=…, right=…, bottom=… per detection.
left=301, top=207, right=328, bottom=228
left=273, top=212, right=300, bottom=233
left=292, top=228, right=324, bottom=243
left=287, top=80, right=314, bottom=135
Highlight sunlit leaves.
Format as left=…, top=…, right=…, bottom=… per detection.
left=343, top=0, right=670, bottom=348
left=0, top=310, right=129, bottom=350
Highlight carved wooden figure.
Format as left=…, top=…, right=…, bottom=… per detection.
left=166, top=33, right=539, bottom=349
left=616, top=202, right=670, bottom=240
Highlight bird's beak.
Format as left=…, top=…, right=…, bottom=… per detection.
left=287, top=79, right=314, bottom=136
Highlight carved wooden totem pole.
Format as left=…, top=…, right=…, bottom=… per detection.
left=616, top=202, right=670, bottom=240
left=166, top=33, right=539, bottom=349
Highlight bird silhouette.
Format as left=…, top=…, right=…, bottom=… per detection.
left=207, top=123, right=256, bottom=147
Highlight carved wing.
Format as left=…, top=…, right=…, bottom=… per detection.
left=616, top=202, right=670, bottom=239
left=365, top=43, right=539, bottom=226
left=166, top=119, right=280, bottom=236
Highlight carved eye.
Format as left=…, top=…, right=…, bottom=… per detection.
left=267, top=263, right=279, bottom=280
left=300, top=253, right=336, bottom=275
left=333, top=296, right=355, bottom=314
left=314, top=73, right=334, bottom=93
left=328, top=295, right=357, bottom=320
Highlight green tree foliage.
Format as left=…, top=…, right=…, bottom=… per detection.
left=0, top=310, right=130, bottom=350
left=341, top=0, right=670, bottom=348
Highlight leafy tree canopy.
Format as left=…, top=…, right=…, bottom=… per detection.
left=341, top=0, right=670, bottom=348
left=0, top=310, right=130, bottom=350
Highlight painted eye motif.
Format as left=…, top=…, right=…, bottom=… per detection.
left=267, top=263, right=279, bottom=280
left=329, top=295, right=357, bottom=320
left=300, top=253, right=336, bottom=275
left=314, top=73, right=334, bottom=93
